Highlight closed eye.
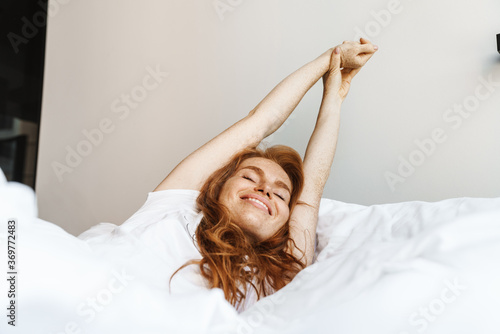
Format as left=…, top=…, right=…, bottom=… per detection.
left=244, top=175, right=285, bottom=201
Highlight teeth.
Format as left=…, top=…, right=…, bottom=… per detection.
left=245, top=198, right=269, bottom=213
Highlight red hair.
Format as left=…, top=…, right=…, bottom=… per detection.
left=170, top=144, right=310, bottom=309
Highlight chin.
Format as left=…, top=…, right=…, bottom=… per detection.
left=233, top=218, right=262, bottom=237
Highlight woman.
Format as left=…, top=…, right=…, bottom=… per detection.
left=156, top=38, right=378, bottom=312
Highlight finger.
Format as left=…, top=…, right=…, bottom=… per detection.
left=359, top=52, right=375, bottom=63
left=358, top=38, right=379, bottom=52
left=360, top=37, right=371, bottom=44
left=358, top=43, right=378, bottom=54
left=330, top=47, right=342, bottom=71
left=343, top=67, right=362, bottom=82
left=350, top=54, right=374, bottom=69
left=359, top=50, right=375, bottom=60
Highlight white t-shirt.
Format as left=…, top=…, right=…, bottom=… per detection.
left=78, top=188, right=258, bottom=313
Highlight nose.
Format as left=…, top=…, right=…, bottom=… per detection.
left=255, top=182, right=273, bottom=198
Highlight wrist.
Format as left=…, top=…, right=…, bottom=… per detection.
left=317, top=49, right=333, bottom=73
left=319, top=47, right=345, bottom=70
left=320, top=93, right=343, bottom=110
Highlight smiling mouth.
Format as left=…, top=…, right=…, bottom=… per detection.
left=242, top=197, right=271, bottom=215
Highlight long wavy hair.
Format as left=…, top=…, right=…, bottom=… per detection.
left=170, top=144, right=311, bottom=309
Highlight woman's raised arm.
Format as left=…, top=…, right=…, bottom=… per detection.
left=251, top=40, right=379, bottom=138
left=154, top=42, right=376, bottom=192
left=154, top=49, right=336, bottom=192
left=287, top=39, right=378, bottom=267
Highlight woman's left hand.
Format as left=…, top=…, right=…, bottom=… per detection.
left=339, top=38, right=378, bottom=69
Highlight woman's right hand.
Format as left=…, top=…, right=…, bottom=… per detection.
left=321, top=38, right=378, bottom=102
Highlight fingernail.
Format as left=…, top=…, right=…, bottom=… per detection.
left=334, top=47, right=340, bottom=54
left=374, top=45, right=379, bottom=50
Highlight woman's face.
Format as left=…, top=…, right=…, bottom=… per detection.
left=219, top=157, right=293, bottom=242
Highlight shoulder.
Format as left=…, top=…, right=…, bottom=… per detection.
left=147, top=188, right=201, bottom=209
left=119, top=189, right=202, bottom=230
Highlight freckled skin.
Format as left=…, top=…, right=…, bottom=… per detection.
left=219, top=157, right=293, bottom=242
left=339, top=39, right=377, bottom=69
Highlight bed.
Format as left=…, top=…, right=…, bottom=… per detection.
left=1, top=169, right=499, bottom=334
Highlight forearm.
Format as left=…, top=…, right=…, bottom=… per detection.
left=301, top=92, right=342, bottom=205
left=288, top=93, right=342, bottom=268
left=287, top=40, right=376, bottom=267
left=249, top=51, right=332, bottom=139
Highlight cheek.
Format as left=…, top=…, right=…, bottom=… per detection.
left=219, top=184, right=232, bottom=203
left=220, top=180, right=240, bottom=202
left=280, top=204, right=290, bottom=221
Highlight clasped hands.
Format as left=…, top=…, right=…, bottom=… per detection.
left=322, top=38, right=378, bottom=101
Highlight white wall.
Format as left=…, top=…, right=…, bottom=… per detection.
left=37, top=0, right=500, bottom=236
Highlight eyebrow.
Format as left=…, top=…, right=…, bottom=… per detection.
left=239, top=166, right=291, bottom=195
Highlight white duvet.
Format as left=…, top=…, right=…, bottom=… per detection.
left=1, top=170, right=500, bottom=334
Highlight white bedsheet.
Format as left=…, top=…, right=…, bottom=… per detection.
left=1, top=170, right=499, bottom=334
